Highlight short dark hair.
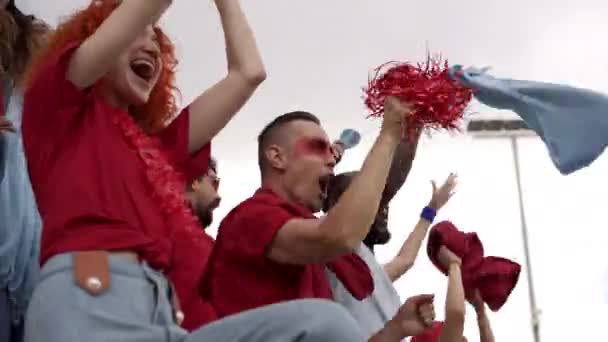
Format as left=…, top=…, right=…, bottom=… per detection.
left=257, top=111, right=320, bottom=172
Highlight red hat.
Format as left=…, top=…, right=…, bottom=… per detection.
left=427, top=221, right=521, bottom=311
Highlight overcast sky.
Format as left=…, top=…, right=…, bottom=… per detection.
left=23, top=0, right=608, bottom=340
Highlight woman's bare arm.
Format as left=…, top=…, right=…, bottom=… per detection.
left=68, top=0, right=173, bottom=88
left=438, top=246, right=465, bottom=342
left=187, top=0, right=266, bottom=153
left=383, top=174, right=457, bottom=281
left=383, top=218, right=430, bottom=281
left=470, top=292, right=495, bottom=342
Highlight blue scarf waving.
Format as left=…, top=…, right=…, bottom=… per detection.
left=450, top=65, right=608, bottom=175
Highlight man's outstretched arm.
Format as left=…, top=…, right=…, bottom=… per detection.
left=383, top=174, right=457, bottom=282
left=380, top=132, right=421, bottom=206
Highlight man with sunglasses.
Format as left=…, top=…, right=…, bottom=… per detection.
left=169, top=158, right=222, bottom=331
left=187, top=158, right=222, bottom=228
left=202, top=98, right=438, bottom=341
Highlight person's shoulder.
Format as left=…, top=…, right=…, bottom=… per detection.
left=355, top=244, right=383, bottom=270
left=216, top=191, right=294, bottom=239
left=357, top=243, right=373, bottom=256
left=173, top=226, right=214, bottom=244
left=223, top=193, right=278, bottom=222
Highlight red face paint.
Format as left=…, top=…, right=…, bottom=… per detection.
left=295, top=137, right=333, bottom=158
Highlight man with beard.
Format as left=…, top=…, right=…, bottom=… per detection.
left=0, top=1, right=49, bottom=341
left=169, top=158, right=222, bottom=331
left=187, top=157, right=221, bottom=227
left=323, top=137, right=458, bottom=339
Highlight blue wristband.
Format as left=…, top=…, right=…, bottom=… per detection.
left=420, top=206, right=437, bottom=223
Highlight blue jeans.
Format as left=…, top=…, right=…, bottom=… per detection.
left=25, top=253, right=365, bottom=342
left=1, top=287, right=23, bottom=342
left=0, top=91, right=41, bottom=327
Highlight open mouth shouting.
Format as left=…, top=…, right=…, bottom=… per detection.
left=317, top=173, right=333, bottom=201
left=130, top=55, right=158, bottom=84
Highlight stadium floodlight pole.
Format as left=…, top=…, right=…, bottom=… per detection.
left=466, top=119, right=541, bottom=342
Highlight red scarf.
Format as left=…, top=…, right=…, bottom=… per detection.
left=253, top=189, right=374, bottom=300
left=111, top=110, right=201, bottom=241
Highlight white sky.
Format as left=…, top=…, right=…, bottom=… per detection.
left=25, top=0, right=608, bottom=340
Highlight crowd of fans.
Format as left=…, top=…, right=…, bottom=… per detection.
left=1, top=1, right=498, bottom=341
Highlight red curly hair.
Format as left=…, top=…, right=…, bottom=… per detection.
left=24, top=0, right=178, bottom=132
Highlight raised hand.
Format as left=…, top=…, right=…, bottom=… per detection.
left=392, top=294, right=436, bottom=337
left=429, top=173, right=457, bottom=210
left=381, top=96, right=412, bottom=140
left=437, top=245, right=461, bottom=268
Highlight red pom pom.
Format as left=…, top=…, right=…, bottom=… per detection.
left=363, top=55, right=473, bottom=136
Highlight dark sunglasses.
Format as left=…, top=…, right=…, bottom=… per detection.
left=299, top=137, right=342, bottom=161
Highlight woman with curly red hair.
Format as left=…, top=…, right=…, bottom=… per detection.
left=20, top=1, right=367, bottom=342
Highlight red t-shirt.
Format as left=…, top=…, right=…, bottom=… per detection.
left=22, top=42, right=210, bottom=271
left=201, top=188, right=374, bottom=318
left=168, top=228, right=217, bottom=330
